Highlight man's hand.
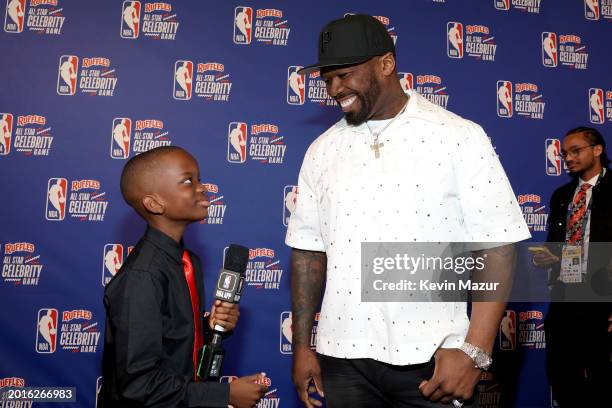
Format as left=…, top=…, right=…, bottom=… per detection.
left=418, top=348, right=481, bottom=404
left=229, top=373, right=268, bottom=408
left=292, top=346, right=324, bottom=408
left=209, top=300, right=239, bottom=331
left=608, top=313, right=612, bottom=332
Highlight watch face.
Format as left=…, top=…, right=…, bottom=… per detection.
left=476, top=354, right=492, bottom=370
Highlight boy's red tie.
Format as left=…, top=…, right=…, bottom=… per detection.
left=182, top=250, right=202, bottom=380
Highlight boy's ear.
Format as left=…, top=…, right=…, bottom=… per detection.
left=142, top=194, right=165, bottom=215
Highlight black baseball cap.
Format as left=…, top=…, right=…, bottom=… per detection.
left=298, top=14, right=395, bottom=75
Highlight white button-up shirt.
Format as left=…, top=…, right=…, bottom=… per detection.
left=286, top=91, right=530, bottom=365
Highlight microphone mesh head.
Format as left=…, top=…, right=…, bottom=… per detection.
left=224, top=244, right=249, bottom=273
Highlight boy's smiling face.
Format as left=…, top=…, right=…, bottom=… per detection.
left=154, top=149, right=210, bottom=223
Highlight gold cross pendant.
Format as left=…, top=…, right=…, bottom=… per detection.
left=371, top=140, right=384, bottom=159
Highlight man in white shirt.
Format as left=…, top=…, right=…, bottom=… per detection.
left=286, top=14, right=529, bottom=408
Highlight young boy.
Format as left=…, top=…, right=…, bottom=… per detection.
left=99, top=146, right=267, bottom=407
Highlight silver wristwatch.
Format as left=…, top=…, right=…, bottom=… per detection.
left=459, top=342, right=492, bottom=370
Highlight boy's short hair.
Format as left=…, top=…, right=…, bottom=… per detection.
left=120, top=146, right=186, bottom=216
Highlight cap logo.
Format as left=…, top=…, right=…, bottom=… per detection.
left=320, top=31, right=331, bottom=54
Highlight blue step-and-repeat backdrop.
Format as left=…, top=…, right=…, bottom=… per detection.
left=1, top=0, right=610, bottom=407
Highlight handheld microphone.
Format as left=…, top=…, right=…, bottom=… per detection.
left=199, top=244, right=249, bottom=381
left=213, top=244, right=249, bottom=331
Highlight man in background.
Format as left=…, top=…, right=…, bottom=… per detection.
left=532, top=126, right=612, bottom=406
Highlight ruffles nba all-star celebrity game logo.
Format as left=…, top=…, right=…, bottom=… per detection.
left=542, top=32, right=589, bottom=69
left=173, top=61, right=233, bottom=102
left=447, top=21, right=497, bottom=62
left=57, top=55, right=119, bottom=96
left=584, top=0, right=612, bottom=21
left=497, top=81, right=546, bottom=120
left=4, top=0, right=67, bottom=35
left=233, top=6, right=291, bottom=46
left=11, top=114, right=54, bottom=156
left=243, top=247, right=283, bottom=290
left=36, top=308, right=101, bottom=354
left=110, top=117, right=172, bottom=159
left=588, top=88, right=612, bottom=124
left=2, top=242, right=43, bottom=286
left=120, top=1, right=180, bottom=40
left=45, top=178, right=108, bottom=222
left=0, top=113, right=55, bottom=156
left=227, top=122, right=287, bottom=165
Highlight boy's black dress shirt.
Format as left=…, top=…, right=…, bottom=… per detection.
left=99, top=226, right=229, bottom=407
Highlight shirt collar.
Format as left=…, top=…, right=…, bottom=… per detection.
left=579, top=167, right=606, bottom=187
left=337, top=90, right=446, bottom=134
left=144, top=225, right=184, bottom=264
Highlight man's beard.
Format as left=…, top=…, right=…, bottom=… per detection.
left=344, top=75, right=380, bottom=126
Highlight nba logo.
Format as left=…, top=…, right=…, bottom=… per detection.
left=0, top=112, right=13, bottom=155
left=546, top=139, right=562, bottom=176
left=398, top=72, right=413, bottom=92
left=287, top=66, right=305, bottom=105
left=494, top=0, right=510, bottom=10
left=542, top=32, right=558, bottom=68
left=57, top=55, right=79, bottom=96
left=447, top=22, right=463, bottom=58
left=584, top=0, right=600, bottom=20
left=283, top=185, right=298, bottom=227
left=227, top=122, right=247, bottom=163
left=45, top=177, right=67, bottom=221
left=219, top=272, right=237, bottom=291
left=496, top=81, right=513, bottom=118
left=589, top=88, right=604, bottom=124
left=173, top=60, right=193, bottom=100
left=111, top=118, right=132, bottom=159
left=499, top=310, right=516, bottom=350
left=95, top=377, right=103, bottom=408
left=120, top=1, right=141, bottom=39
left=36, top=308, right=58, bottom=354
left=280, top=311, right=293, bottom=354
left=4, top=0, right=26, bottom=33
left=233, top=6, right=253, bottom=45
left=103, top=244, right=124, bottom=286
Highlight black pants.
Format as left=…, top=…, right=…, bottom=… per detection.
left=545, top=303, right=612, bottom=407
left=318, top=354, right=479, bottom=408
